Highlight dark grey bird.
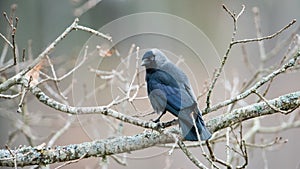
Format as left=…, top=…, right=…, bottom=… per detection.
left=141, top=48, right=211, bottom=141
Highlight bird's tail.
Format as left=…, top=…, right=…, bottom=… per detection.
left=195, top=108, right=212, bottom=141
left=179, top=108, right=212, bottom=141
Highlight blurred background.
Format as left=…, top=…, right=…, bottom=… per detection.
left=0, top=0, right=300, bottom=168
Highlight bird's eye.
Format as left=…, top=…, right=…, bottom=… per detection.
left=150, top=55, right=155, bottom=61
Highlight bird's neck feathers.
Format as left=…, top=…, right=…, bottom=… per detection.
left=145, top=68, right=158, bottom=74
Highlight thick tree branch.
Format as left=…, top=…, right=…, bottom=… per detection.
left=0, top=4, right=298, bottom=169
left=0, top=91, right=299, bottom=167
left=207, top=91, right=300, bottom=132
left=30, top=85, right=162, bottom=130
left=0, top=130, right=175, bottom=167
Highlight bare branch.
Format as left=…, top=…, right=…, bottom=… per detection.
left=253, top=7, right=267, bottom=61
left=54, top=153, right=87, bottom=169
left=245, top=137, right=288, bottom=149
left=206, top=4, right=246, bottom=111
left=0, top=93, right=20, bottom=99
left=0, top=90, right=299, bottom=167
left=205, top=51, right=300, bottom=114
left=177, top=140, right=208, bottom=169
left=207, top=91, right=300, bottom=132
left=0, top=32, right=13, bottom=48
left=0, top=18, right=111, bottom=92
left=0, top=130, right=175, bottom=167
left=0, top=3, right=299, bottom=169
left=29, top=85, right=162, bottom=130
left=206, top=141, right=231, bottom=168
left=232, top=19, right=296, bottom=45
left=47, top=115, right=75, bottom=147
left=75, top=25, right=112, bottom=41
left=205, top=18, right=296, bottom=113
left=253, top=90, right=297, bottom=115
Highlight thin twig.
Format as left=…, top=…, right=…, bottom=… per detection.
left=236, top=5, right=246, bottom=20
left=177, top=140, right=208, bottom=169
left=0, top=25, right=18, bottom=73
left=245, top=137, right=288, bottom=149
left=21, top=48, right=25, bottom=62
left=0, top=18, right=111, bottom=93
left=206, top=141, right=231, bottom=168
left=232, top=19, right=296, bottom=45
left=204, top=51, right=300, bottom=114
left=17, top=76, right=32, bottom=113
left=45, top=55, right=67, bottom=99
left=47, top=115, right=75, bottom=147
left=0, top=32, right=13, bottom=48
left=76, top=25, right=112, bottom=41
left=205, top=4, right=245, bottom=111
left=5, top=145, right=17, bottom=169
left=3, top=12, right=13, bottom=29
left=54, top=153, right=87, bottom=169
left=253, top=90, right=297, bottom=115
left=11, top=28, right=17, bottom=66
left=253, top=7, right=267, bottom=61
left=0, top=93, right=20, bottom=99
left=205, top=17, right=295, bottom=113
left=110, top=155, right=127, bottom=166
left=266, top=26, right=300, bottom=61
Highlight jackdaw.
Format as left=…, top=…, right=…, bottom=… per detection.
left=141, top=48, right=211, bottom=141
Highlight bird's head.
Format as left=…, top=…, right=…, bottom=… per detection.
left=141, top=49, right=169, bottom=68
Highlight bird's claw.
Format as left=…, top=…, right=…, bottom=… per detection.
left=151, top=118, right=160, bottom=123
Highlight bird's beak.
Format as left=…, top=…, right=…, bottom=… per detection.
left=141, top=59, right=148, bottom=66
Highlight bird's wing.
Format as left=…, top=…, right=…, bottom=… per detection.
left=148, top=87, right=167, bottom=114
left=184, top=83, right=197, bottom=104
left=161, top=62, right=198, bottom=104
left=147, top=70, right=195, bottom=114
